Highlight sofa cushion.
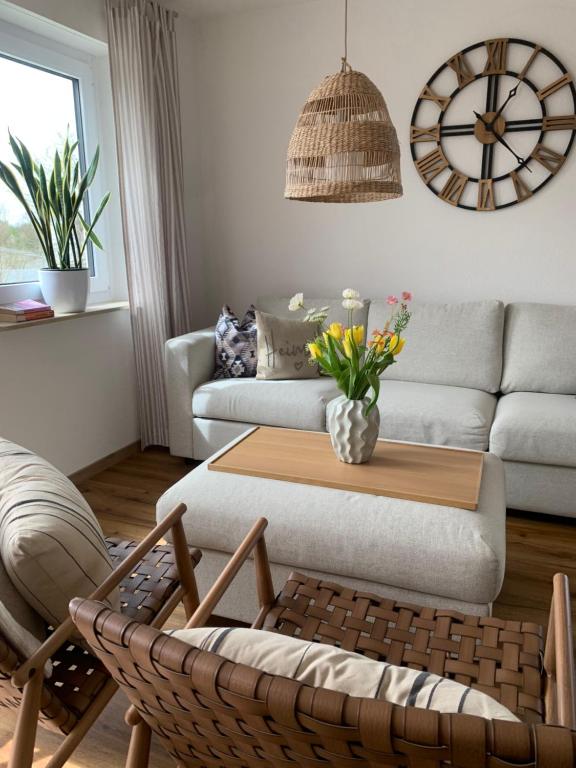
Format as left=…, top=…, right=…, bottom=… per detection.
left=193, top=378, right=341, bottom=432
left=501, top=303, right=576, bottom=395
left=255, top=311, right=319, bottom=380
left=369, top=300, right=504, bottom=393
left=257, top=296, right=370, bottom=329
left=214, top=305, right=257, bottom=379
left=168, top=626, right=518, bottom=721
left=490, top=392, right=576, bottom=467
left=373, top=381, right=497, bottom=451
left=0, top=439, right=120, bottom=629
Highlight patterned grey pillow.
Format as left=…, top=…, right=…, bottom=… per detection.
left=214, top=305, right=257, bottom=379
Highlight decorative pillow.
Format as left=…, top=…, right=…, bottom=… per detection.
left=0, top=439, right=120, bottom=628
left=0, top=553, right=46, bottom=661
left=168, top=626, right=519, bottom=722
left=255, top=311, right=319, bottom=380
left=214, top=305, right=257, bottom=379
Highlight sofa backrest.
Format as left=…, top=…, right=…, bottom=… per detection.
left=368, top=300, right=505, bottom=393
left=256, top=297, right=371, bottom=329
left=501, top=303, right=576, bottom=395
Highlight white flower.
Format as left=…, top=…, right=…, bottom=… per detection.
left=342, top=288, right=360, bottom=300
left=342, top=298, right=364, bottom=311
left=288, top=292, right=304, bottom=312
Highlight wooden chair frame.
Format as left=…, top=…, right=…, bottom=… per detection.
left=71, top=518, right=576, bottom=768
left=6, top=502, right=201, bottom=768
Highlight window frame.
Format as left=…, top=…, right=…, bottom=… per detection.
left=0, top=20, right=113, bottom=302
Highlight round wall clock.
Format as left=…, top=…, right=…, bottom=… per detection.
left=410, top=38, right=576, bottom=210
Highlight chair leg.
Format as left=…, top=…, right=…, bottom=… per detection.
left=9, top=670, right=43, bottom=768
left=44, top=678, right=118, bottom=768
left=126, top=720, right=152, bottom=768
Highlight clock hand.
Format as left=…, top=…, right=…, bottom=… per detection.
left=491, top=80, right=521, bottom=124
left=474, top=111, right=533, bottom=172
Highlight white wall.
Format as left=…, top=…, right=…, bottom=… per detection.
left=194, top=0, right=576, bottom=313
left=0, top=311, right=138, bottom=474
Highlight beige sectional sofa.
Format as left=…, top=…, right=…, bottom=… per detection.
left=165, top=298, right=576, bottom=518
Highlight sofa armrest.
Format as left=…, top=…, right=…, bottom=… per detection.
left=165, top=327, right=215, bottom=457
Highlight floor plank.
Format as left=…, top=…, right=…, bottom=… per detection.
left=1, top=447, right=574, bottom=767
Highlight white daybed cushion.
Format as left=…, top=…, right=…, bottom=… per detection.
left=169, top=626, right=518, bottom=722
left=0, top=439, right=120, bottom=628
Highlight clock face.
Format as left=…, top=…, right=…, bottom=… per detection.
left=410, top=39, right=576, bottom=210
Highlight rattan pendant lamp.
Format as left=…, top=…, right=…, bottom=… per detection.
left=285, top=0, right=402, bottom=203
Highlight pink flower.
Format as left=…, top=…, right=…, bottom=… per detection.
left=401, top=291, right=413, bottom=302
left=386, top=295, right=398, bottom=305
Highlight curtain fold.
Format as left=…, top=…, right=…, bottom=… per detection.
left=106, top=0, right=193, bottom=447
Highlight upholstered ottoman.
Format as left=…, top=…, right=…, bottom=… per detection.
left=157, top=435, right=506, bottom=619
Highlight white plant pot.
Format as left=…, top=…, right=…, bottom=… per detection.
left=326, top=395, right=380, bottom=464
left=39, top=268, right=89, bottom=313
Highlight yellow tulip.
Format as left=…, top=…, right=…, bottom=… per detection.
left=327, top=322, right=344, bottom=341
left=344, top=325, right=364, bottom=345
left=343, top=338, right=353, bottom=358
left=390, top=335, right=405, bottom=356
left=308, top=342, right=322, bottom=360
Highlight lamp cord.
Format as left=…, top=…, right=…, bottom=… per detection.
left=341, top=0, right=351, bottom=72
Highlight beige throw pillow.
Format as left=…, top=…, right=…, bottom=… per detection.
left=168, top=626, right=519, bottom=722
left=256, top=311, right=319, bottom=380
left=0, top=439, right=120, bottom=629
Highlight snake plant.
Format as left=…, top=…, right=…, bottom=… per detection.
left=0, top=133, right=110, bottom=270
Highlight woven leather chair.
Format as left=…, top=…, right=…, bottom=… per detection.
left=70, top=518, right=576, bottom=768
left=1, top=502, right=201, bottom=768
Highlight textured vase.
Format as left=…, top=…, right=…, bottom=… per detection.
left=327, top=395, right=380, bottom=464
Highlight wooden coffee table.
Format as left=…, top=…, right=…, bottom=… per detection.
left=208, top=426, right=484, bottom=510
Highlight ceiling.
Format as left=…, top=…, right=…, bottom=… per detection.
left=170, top=0, right=315, bottom=21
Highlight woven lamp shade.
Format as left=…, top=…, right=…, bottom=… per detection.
left=285, top=70, right=402, bottom=203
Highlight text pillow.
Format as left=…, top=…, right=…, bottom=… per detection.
left=0, top=439, right=120, bottom=628
left=214, top=305, right=257, bottom=379
left=256, top=311, right=319, bottom=380
left=169, top=626, right=519, bottom=722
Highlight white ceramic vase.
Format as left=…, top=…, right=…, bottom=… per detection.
left=326, top=395, right=380, bottom=464
left=39, top=268, right=89, bottom=313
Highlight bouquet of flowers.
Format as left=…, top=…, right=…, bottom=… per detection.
left=289, top=289, right=412, bottom=414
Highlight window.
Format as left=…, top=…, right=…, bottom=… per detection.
left=0, top=55, right=94, bottom=285
left=0, top=17, right=117, bottom=302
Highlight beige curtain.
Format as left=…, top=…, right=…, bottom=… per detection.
left=106, top=0, right=193, bottom=447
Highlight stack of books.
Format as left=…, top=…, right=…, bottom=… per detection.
left=0, top=299, right=55, bottom=323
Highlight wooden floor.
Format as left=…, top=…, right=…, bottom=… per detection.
left=1, top=447, right=574, bottom=767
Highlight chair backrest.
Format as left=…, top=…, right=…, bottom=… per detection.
left=70, top=598, right=576, bottom=768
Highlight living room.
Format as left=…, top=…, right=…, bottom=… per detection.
left=0, top=0, right=574, bottom=766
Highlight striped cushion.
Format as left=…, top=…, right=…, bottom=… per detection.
left=0, top=439, right=120, bottom=628
left=169, top=626, right=519, bottom=722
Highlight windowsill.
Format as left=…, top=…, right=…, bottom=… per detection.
left=0, top=300, right=129, bottom=332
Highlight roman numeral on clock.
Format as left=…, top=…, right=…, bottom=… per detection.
left=447, top=52, right=475, bottom=88
left=439, top=171, right=468, bottom=205
left=477, top=179, right=495, bottom=211
left=410, top=124, right=440, bottom=143
left=510, top=171, right=532, bottom=202
left=531, top=144, right=566, bottom=174
left=537, top=73, right=572, bottom=100
left=543, top=115, right=576, bottom=131
left=419, top=85, right=451, bottom=111
left=483, top=39, right=508, bottom=75
left=414, top=147, right=449, bottom=183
